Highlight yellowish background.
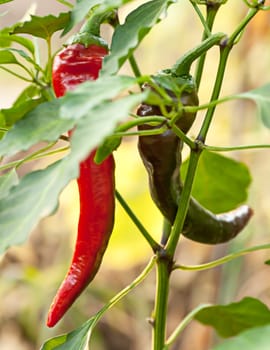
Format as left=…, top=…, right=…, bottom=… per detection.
left=1, top=1, right=270, bottom=349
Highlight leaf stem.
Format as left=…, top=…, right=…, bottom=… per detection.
left=15, top=142, right=57, bottom=169
left=56, top=0, right=73, bottom=8
left=173, top=243, right=270, bottom=271
left=164, top=303, right=212, bottom=348
left=189, top=1, right=212, bottom=38
left=92, top=256, right=156, bottom=328
left=115, top=190, right=160, bottom=252
left=0, top=66, right=32, bottom=82
left=204, top=143, right=270, bottom=152
left=116, top=116, right=166, bottom=132
left=0, top=146, right=69, bottom=172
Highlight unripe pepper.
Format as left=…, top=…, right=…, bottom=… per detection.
left=137, top=78, right=253, bottom=244
left=47, top=43, right=115, bottom=327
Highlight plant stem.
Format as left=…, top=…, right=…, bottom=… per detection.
left=115, top=190, right=160, bottom=252
left=189, top=1, right=211, bottom=38
left=152, top=256, right=171, bottom=350
left=195, top=3, right=220, bottom=88
left=198, top=45, right=230, bottom=141
left=166, top=149, right=201, bottom=258
left=151, top=6, right=262, bottom=350
left=129, top=54, right=142, bottom=78
left=198, top=6, right=259, bottom=141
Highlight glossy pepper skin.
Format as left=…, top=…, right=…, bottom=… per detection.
left=137, top=84, right=199, bottom=224
left=137, top=83, right=253, bottom=245
left=47, top=43, right=115, bottom=328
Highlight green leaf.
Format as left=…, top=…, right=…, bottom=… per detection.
left=41, top=318, right=93, bottom=350
left=1, top=97, right=45, bottom=127
left=62, top=0, right=133, bottom=36
left=181, top=151, right=252, bottom=213
left=0, top=158, right=77, bottom=253
left=95, top=136, right=121, bottom=163
left=11, top=12, right=70, bottom=40
left=60, top=75, right=136, bottom=120
left=1, top=85, right=45, bottom=126
left=195, top=297, right=270, bottom=338
left=238, top=83, right=270, bottom=129
left=0, top=91, right=146, bottom=253
left=101, top=0, right=174, bottom=76
left=0, top=169, right=18, bottom=200
left=70, top=92, right=147, bottom=162
left=0, top=99, right=73, bottom=157
left=0, top=28, right=35, bottom=53
left=62, top=0, right=103, bottom=35
left=0, top=48, right=18, bottom=64
left=212, top=325, right=270, bottom=350
left=0, top=75, right=136, bottom=157
left=0, top=0, right=13, bottom=3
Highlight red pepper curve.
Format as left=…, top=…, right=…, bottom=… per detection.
left=47, top=43, right=115, bottom=328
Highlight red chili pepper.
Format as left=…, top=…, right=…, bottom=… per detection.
left=47, top=43, right=115, bottom=328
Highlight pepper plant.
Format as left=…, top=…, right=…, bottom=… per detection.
left=1, top=0, right=270, bottom=349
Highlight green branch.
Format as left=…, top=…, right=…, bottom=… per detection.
left=174, top=243, right=270, bottom=271
left=115, top=190, right=160, bottom=253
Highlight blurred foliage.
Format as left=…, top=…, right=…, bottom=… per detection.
left=0, top=1, right=270, bottom=350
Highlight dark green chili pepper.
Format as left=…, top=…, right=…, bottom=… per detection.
left=137, top=77, right=253, bottom=245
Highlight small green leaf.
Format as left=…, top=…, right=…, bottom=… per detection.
left=195, top=297, right=270, bottom=338
left=62, top=0, right=102, bottom=35
left=238, top=83, right=270, bottom=129
left=41, top=318, right=93, bottom=350
left=2, top=97, right=45, bottom=126
left=62, top=0, right=133, bottom=35
left=11, top=12, right=70, bottom=40
left=0, top=0, right=13, bottom=3
left=212, top=324, right=270, bottom=350
left=101, top=0, right=174, bottom=76
left=0, top=28, right=35, bottom=53
left=0, top=169, right=18, bottom=200
left=95, top=136, right=121, bottom=163
left=0, top=99, right=74, bottom=157
left=0, top=48, right=18, bottom=64
left=1, top=85, right=45, bottom=126
left=181, top=151, right=252, bottom=213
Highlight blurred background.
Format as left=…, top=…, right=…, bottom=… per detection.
left=0, top=1, right=270, bottom=349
